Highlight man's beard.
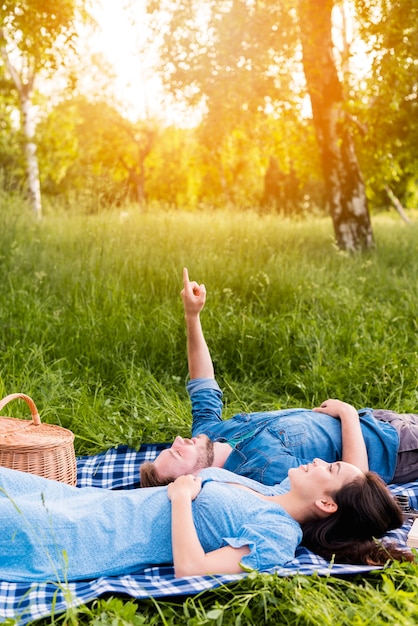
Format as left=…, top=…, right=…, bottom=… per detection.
left=195, top=435, right=215, bottom=470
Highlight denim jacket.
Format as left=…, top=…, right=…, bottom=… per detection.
left=188, top=378, right=399, bottom=485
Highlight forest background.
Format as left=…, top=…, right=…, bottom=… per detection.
left=0, top=0, right=417, bottom=250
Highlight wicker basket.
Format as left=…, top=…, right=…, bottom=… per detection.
left=0, top=393, right=77, bottom=485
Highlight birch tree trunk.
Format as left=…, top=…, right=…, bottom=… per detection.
left=0, top=29, right=42, bottom=219
left=20, top=90, right=42, bottom=219
left=298, top=0, right=374, bottom=251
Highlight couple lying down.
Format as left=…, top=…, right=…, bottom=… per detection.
left=0, top=456, right=412, bottom=583
left=0, top=269, right=414, bottom=583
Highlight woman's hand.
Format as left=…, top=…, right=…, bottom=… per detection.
left=167, top=474, right=202, bottom=502
left=169, top=473, right=249, bottom=577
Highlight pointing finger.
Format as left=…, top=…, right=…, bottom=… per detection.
left=183, top=267, right=189, bottom=288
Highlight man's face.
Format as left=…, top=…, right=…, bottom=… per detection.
left=152, top=434, right=215, bottom=481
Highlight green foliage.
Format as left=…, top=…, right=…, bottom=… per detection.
left=0, top=70, right=24, bottom=190
left=353, top=0, right=418, bottom=209
left=0, top=0, right=86, bottom=65
left=1, top=200, right=418, bottom=624
left=144, top=0, right=417, bottom=217
left=37, top=97, right=200, bottom=210
left=35, top=561, right=418, bottom=625
left=0, top=0, right=92, bottom=217
left=37, top=97, right=134, bottom=208
left=1, top=0, right=417, bottom=222
left=147, top=0, right=322, bottom=212
left=148, top=0, right=300, bottom=110
left=36, top=92, right=323, bottom=213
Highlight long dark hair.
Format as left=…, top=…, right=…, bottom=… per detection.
left=301, top=472, right=414, bottom=565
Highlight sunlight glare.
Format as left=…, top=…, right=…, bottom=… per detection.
left=88, top=1, right=202, bottom=126
left=89, top=1, right=158, bottom=120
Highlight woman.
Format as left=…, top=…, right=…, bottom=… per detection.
left=300, top=469, right=411, bottom=564
left=0, top=458, right=411, bottom=583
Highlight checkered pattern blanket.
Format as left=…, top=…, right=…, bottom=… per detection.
left=1, top=444, right=417, bottom=625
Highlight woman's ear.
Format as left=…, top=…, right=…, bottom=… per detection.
left=314, top=497, right=338, bottom=515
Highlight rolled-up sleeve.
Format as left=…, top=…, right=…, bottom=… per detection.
left=187, top=378, right=224, bottom=434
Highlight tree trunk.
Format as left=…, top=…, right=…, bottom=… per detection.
left=385, top=186, right=411, bottom=224
left=21, top=93, right=42, bottom=219
left=0, top=31, right=42, bottom=219
left=298, top=0, right=374, bottom=251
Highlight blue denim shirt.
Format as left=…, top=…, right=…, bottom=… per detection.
left=188, top=378, right=399, bottom=484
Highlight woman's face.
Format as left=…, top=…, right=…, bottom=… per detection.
left=289, top=458, right=364, bottom=498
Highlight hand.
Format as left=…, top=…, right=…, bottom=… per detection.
left=181, top=268, right=206, bottom=317
left=313, top=398, right=357, bottom=419
left=167, top=474, right=203, bottom=501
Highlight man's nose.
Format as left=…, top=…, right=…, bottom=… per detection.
left=173, top=436, right=192, bottom=446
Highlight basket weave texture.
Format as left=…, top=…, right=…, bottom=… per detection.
left=0, top=393, right=77, bottom=485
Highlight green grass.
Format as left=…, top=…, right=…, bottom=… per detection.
left=1, top=201, right=418, bottom=624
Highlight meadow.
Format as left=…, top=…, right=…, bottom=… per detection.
left=1, top=200, right=418, bottom=624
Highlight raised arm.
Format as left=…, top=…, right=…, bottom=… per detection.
left=313, top=399, right=369, bottom=472
left=167, top=475, right=249, bottom=577
left=181, top=267, right=214, bottom=380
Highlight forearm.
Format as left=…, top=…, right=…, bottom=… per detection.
left=314, top=400, right=369, bottom=472
left=186, top=313, right=214, bottom=380
left=170, top=494, right=208, bottom=577
left=170, top=492, right=248, bottom=577
left=339, top=407, right=369, bottom=472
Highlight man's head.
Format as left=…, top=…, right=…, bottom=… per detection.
left=140, top=434, right=215, bottom=487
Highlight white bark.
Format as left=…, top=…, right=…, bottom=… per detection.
left=0, top=28, right=42, bottom=219
left=385, top=186, right=411, bottom=224
left=20, top=95, right=42, bottom=219
left=298, top=0, right=374, bottom=252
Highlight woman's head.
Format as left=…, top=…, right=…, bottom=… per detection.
left=288, top=459, right=364, bottom=516
left=301, top=469, right=412, bottom=564
left=331, top=471, right=403, bottom=539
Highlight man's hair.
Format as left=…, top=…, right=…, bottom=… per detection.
left=140, top=462, right=176, bottom=488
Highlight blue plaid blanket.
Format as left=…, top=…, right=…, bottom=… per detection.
left=1, top=444, right=417, bottom=625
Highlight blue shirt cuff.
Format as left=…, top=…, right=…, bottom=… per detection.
left=187, top=378, right=222, bottom=395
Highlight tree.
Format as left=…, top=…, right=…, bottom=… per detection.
left=148, top=0, right=374, bottom=250
left=145, top=126, right=200, bottom=208
left=352, top=0, right=418, bottom=216
left=148, top=0, right=305, bottom=206
left=116, top=121, right=157, bottom=208
left=298, top=0, right=374, bottom=251
left=0, top=0, right=87, bottom=218
left=0, top=67, right=24, bottom=191
left=37, top=97, right=161, bottom=211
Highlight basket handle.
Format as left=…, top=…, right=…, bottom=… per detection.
left=0, top=393, right=41, bottom=425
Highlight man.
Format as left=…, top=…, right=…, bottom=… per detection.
left=140, top=268, right=418, bottom=487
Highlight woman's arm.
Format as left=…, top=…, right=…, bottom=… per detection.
left=313, top=399, right=369, bottom=472
left=167, top=475, right=249, bottom=577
